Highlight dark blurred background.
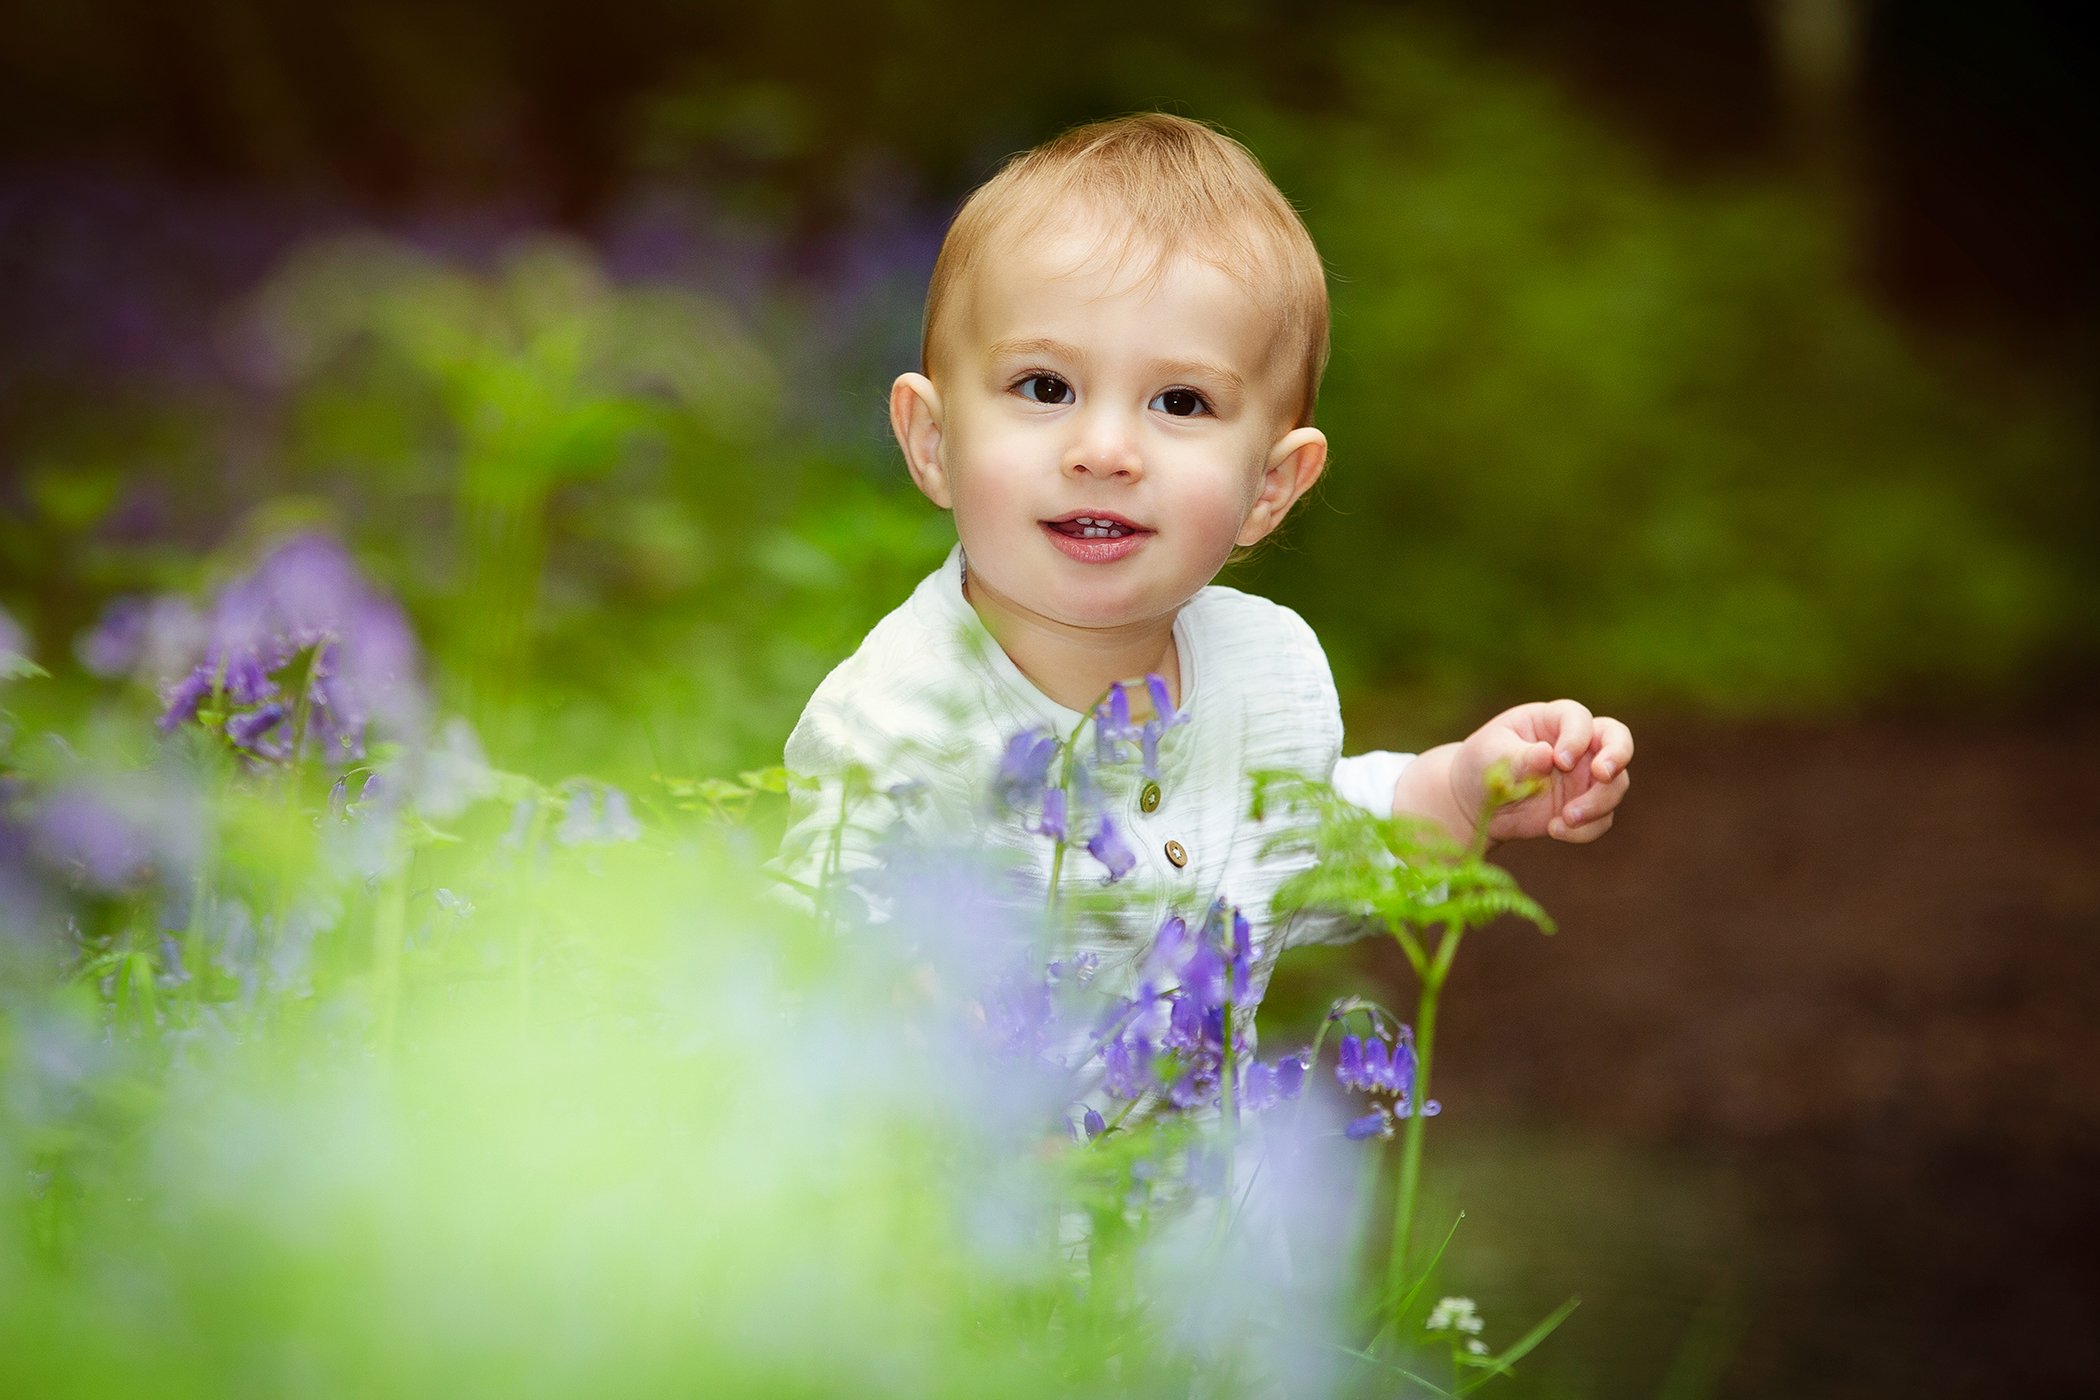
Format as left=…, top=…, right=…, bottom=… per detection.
left=2, top=2, right=2094, bottom=1395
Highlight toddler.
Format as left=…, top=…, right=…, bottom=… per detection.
left=779, top=114, right=1632, bottom=991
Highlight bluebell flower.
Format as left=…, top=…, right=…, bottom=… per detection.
left=1332, top=1025, right=1436, bottom=1128
left=1093, top=684, right=1135, bottom=764
left=555, top=784, right=644, bottom=845
left=1082, top=1107, right=1106, bottom=1140
left=1344, top=1108, right=1394, bottom=1141
left=28, top=778, right=202, bottom=893
left=1361, top=1036, right=1393, bottom=1093
left=1148, top=913, right=1188, bottom=972
left=1035, top=786, right=1066, bottom=842
left=1146, top=674, right=1176, bottom=727
left=225, top=702, right=292, bottom=760
left=1092, top=672, right=1190, bottom=779
left=1086, top=815, right=1136, bottom=882
left=152, top=533, right=428, bottom=760
left=1102, top=1032, right=1155, bottom=1100
left=1337, top=1034, right=1364, bottom=1090
left=76, top=596, right=149, bottom=677
left=1274, top=1053, right=1307, bottom=1100
left=994, top=729, right=1058, bottom=810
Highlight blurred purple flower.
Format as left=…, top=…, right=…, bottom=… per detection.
left=1344, top=1109, right=1394, bottom=1141
left=225, top=702, right=292, bottom=759
left=29, top=778, right=203, bottom=893
left=1035, top=786, right=1066, bottom=842
left=1102, top=1032, right=1156, bottom=1100
left=153, top=533, right=427, bottom=761
left=406, top=717, right=497, bottom=819
left=1092, top=673, right=1188, bottom=780
left=1085, top=816, right=1136, bottom=883
left=994, top=730, right=1058, bottom=806
left=555, top=784, right=644, bottom=845
left=75, top=595, right=208, bottom=684
left=77, top=596, right=151, bottom=677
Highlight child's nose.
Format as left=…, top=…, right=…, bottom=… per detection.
left=1062, top=409, right=1144, bottom=481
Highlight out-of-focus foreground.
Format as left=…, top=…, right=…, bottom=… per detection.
left=3, top=4, right=2095, bottom=1397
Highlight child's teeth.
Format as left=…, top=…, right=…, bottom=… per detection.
left=1061, top=515, right=1132, bottom=539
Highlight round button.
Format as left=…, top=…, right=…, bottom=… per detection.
left=1139, top=781, right=1162, bottom=813
left=1163, top=839, right=1188, bottom=868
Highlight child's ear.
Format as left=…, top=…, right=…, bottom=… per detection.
left=890, top=373, right=951, bottom=509
left=1236, top=427, right=1328, bottom=546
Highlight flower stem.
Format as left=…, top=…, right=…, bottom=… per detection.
left=1386, top=913, right=1463, bottom=1324
left=1044, top=705, right=1096, bottom=914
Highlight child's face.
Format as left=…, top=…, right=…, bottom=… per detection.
left=893, top=214, right=1326, bottom=641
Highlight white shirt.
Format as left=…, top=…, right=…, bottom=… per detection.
left=778, top=546, right=1412, bottom=1000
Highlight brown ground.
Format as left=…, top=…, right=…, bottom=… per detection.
left=1274, top=708, right=2100, bottom=1398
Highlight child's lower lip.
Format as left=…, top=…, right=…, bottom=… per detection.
left=1040, top=522, right=1149, bottom=563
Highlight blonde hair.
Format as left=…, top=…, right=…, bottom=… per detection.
left=921, top=113, right=1331, bottom=427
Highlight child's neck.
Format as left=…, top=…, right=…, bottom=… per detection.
left=963, top=572, right=1181, bottom=715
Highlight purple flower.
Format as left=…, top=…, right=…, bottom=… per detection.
left=1092, top=672, right=1188, bottom=779
left=1085, top=815, right=1136, bottom=883
left=29, top=778, right=202, bottom=893
left=555, top=784, right=644, bottom=845
left=1275, top=1053, right=1307, bottom=1100
left=1035, top=786, right=1066, bottom=842
left=1094, top=683, right=1134, bottom=760
left=1146, top=674, right=1176, bottom=727
left=1149, top=913, right=1188, bottom=971
left=157, top=664, right=220, bottom=732
left=1102, top=1033, right=1156, bottom=1099
left=225, top=702, right=292, bottom=759
left=1344, top=1109, right=1394, bottom=1142
left=1390, top=1035, right=1418, bottom=1101
left=994, top=729, right=1058, bottom=810
left=151, top=533, right=427, bottom=758
left=1362, top=1036, right=1393, bottom=1093
left=1337, top=1034, right=1364, bottom=1089
left=76, top=596, right=150, bottom=677
left=1082, top=1107, right=1106, bottom=1140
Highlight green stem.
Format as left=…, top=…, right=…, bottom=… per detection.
left=1386, top=914, right=1464, bottom=1323
left=1044, top=704, right=1097, bottom=915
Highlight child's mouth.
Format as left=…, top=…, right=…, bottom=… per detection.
left=1041, top=513, right=1150, bottom=564
left=1045, top=514, right=1141, bottom=540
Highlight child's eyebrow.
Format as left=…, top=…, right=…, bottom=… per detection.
left=987, top=337, right=1246, bottom=398
left=988, top=336, right=1089, bottom=367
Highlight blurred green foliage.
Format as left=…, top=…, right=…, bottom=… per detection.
left=1213, top=21, right=2093, bottom=730
left=1, top=14, right=2090, bottom=778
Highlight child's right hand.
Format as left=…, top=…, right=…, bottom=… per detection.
left=1394, top=699, right=1634, bottom=848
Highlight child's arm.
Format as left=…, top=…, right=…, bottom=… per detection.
left=1390, top=700, right=1634, bottom=849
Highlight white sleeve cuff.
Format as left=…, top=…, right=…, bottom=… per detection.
left=1330, top=750, right=1415, bottom=817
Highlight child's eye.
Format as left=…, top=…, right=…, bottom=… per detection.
left=1016, top=374, right=1074, bottom=405
left=1150, top=388, right=1210, bottom=418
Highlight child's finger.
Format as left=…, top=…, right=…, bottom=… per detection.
left=1518, top=738, right=1557, bottom=780
left=1589, top=716, right=1635, bottom=781
left=1543, top=699, right=1594, bottom=771
left=1562, top=769, right=1630, bottom=826
left=1549, top=810, right=1615, bottom=844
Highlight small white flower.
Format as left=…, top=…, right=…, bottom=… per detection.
left=1426, top=1296, right=1484, bottom=1336
left=1467, top=1339, right=1488, bottom=1355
